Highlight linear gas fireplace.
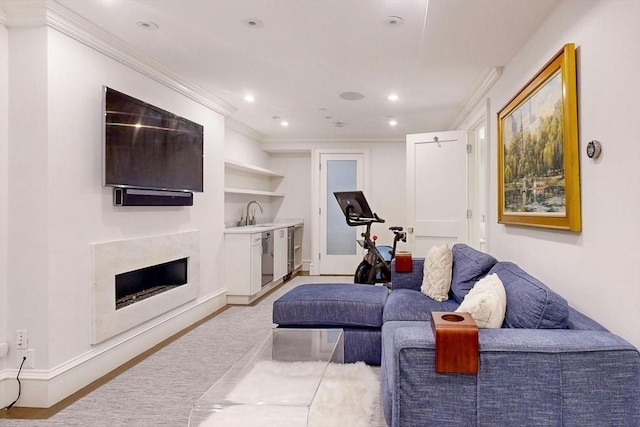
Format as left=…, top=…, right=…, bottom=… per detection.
left=115, top=258, right=188, bottom=310
left=91, top=231, right=200, bottom=344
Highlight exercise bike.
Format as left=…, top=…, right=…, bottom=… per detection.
left=334, top=191, right=406, bottom=285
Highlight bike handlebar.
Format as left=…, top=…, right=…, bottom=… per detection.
left=344, top=205, right=385, bottom=227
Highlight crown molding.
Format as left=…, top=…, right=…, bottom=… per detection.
left=262, top=137, right=404, bottom=144
left=1, top=0, right=237, bottom=116
left=448, top=66, right=503, bottom=130
left=1, top=0, right=47, bottom=27
left=261, top=137, right=404, bottom=153
left=45, top=1, right=237, bottom=116
left=225, top=117, right=266, bottom=142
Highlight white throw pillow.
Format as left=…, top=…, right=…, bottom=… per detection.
left=455, top=273, right=506, bottom=328
left=421, top=245, right=452, bottom=302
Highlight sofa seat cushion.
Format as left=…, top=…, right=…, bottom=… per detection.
left=451, top=244, right=498, bottom=303
left=489, top=262, right=569, bottom=329
left=273, top=283, right=388, bottom=328
left=383, top=288, right=459, bottom=322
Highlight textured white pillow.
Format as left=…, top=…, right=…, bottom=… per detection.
left=455, top=273, right=506, bottom=328
left=420, top=245, right=452, bottom=301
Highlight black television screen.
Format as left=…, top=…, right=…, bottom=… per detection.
left=103, top=86, right=204, bottom=192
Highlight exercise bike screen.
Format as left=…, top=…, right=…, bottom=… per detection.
left=334, top=191, right=375, bottom=219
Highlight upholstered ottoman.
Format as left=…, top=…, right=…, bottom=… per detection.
left=272, top=283, right=389, bottom=365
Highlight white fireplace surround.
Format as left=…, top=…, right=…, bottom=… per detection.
left=91, top=231, right=200, bottom=344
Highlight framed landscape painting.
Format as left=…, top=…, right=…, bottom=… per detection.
left=497, top=43, right=581, bottom=231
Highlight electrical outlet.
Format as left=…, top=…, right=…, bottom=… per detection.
left=16, top=329, right=28, bottom=350
left=16, top=349, right=35, bottom=369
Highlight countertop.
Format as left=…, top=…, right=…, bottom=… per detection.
left=224, top=220, right=303, bottom=234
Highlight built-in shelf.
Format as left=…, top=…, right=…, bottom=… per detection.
left=224, top=160, right=284, bottom=178
left=224, top=160, right=284, bottom=197
left=224, top=187, right=285, bottom=197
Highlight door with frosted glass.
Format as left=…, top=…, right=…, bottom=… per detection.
left=319, top=153, right=364, bottom=274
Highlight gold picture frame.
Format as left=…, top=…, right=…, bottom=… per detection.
left=497, top=43, right=581, bottom=231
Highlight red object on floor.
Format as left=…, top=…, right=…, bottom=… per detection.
left=395, top=251, right=413, bottom=272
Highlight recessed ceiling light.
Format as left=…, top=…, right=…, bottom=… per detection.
left=389, top=119, right=398, bottom=127
left=339, top=92, right=365, bottom=101
left=388, top=94, right=399, bottom=101
left=244, top=18, right=264, bottom=28
left=243, top=94, right=255, bottom=103
left=280, top=120, right=289, bottom=127
left=385, top=16, right=404, bottom=27
left=136, top=20, right=159, bottom=31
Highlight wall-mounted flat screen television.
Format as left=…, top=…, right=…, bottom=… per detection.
left=103, top=86, right=204, bottom=193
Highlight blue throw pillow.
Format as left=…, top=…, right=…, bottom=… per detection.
left=489, top=262, right=569, bottom=329
left=450, top=244, right=498, bottom=303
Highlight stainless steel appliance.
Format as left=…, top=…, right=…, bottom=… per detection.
left=261, top=231, right=274, bottom=286
left=287, top=226, right=295, bottom=278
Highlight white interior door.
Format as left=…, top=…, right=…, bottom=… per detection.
left=319, top=153, right=365, bottom=274
left=406, top=130, right=468, bottom=256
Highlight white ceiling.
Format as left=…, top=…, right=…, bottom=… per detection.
left=31, top=0, right=560, bottom=140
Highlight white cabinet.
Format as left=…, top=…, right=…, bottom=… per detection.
left=224, top=233, right=263, bottom=297
left=224, top=221, right=303, bottom=304
left=250, top=234, right=262, bottom=295
left=294, top=225, right=303, bottom=270
left=273, top=227, right=287, bottom=282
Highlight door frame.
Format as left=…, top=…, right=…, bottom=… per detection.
left=310, top=148, right=370, bottom=276
left=466, top=99, right=491, bottom=252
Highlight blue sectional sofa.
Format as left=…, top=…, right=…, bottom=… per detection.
left=273, top=244, right=640, bottom=426
left=381, top=244, right=640, bottom=426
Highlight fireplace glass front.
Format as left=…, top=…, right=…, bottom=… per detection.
left=115, top=257, right=188, bottom=310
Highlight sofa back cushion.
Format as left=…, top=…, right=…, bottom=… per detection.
left=488, top=262, right=569, bottom=329
left=421, top=245, right=453, bottom=301
left=450, top=244, right=498, bottom=303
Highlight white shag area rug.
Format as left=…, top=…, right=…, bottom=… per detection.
left=198, top=361, right=379, bottom=427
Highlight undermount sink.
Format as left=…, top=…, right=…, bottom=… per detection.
left=236, top=223, right=275, bottom=228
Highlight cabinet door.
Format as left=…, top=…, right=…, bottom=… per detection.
left=273, top=228, right=287, bottom=281
left=250, top=234, right=262, bottom=295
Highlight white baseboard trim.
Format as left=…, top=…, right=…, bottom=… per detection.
left=0, top=289, right=227, bottom=408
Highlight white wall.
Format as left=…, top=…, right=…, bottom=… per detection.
left=225, top=127, right=270, bottom=168
left=7, top=27, right=50, bottom=369
left=475, top=0, right=640, bottom=348
left=367, top=143, right=407, bottom=247
left=270, top=152, right=312, bottom=262
left=0, top=21, right=8, bottom=374
left=2, top=24, right=227, bottom=407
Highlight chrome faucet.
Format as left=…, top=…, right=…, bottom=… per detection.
left=245, top=200, right=264, bottom=225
